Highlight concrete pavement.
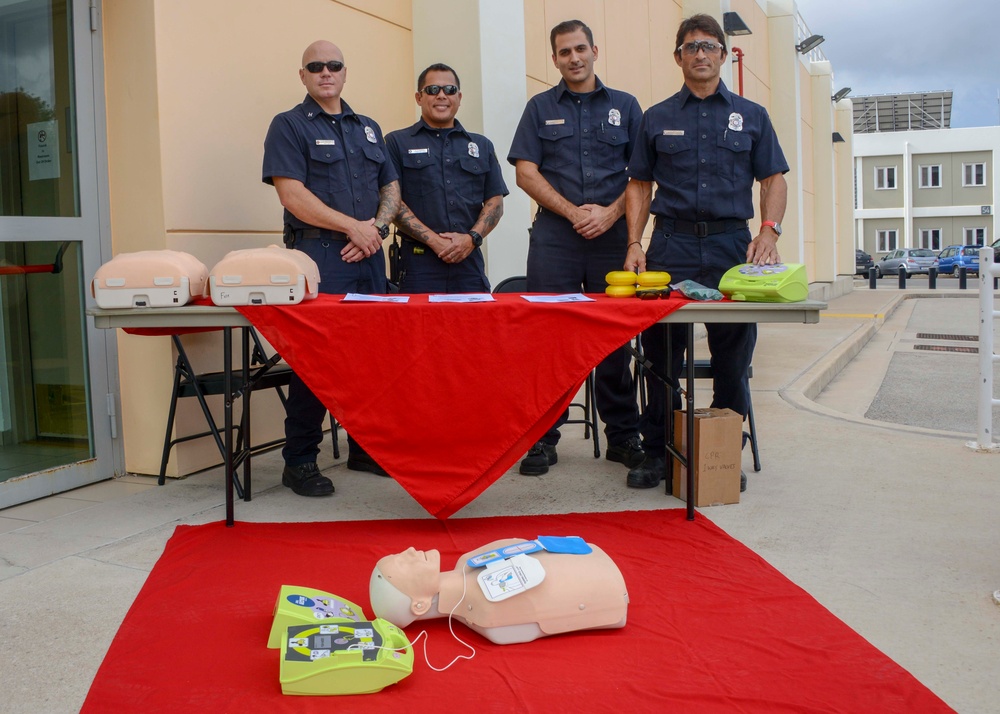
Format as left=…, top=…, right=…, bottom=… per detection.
left=1, top=281, right=998, bottom=712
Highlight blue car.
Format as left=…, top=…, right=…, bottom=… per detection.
left=937, top=244, right=981, bottom=275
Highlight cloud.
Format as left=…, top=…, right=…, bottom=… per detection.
left=795, top=0, right=999, bottom=127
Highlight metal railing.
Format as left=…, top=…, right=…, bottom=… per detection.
left=972, top=247, right=1000, bottom=450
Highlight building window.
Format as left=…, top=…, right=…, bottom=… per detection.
left=919, top=228, right=942, bottom=250
left=918, top=165, right=942, bottom=188
left=876, top=166, right=897, bottom=190
left=964, top=227, right=987, bottom=245
left=963, top=163, right=986, bottom=187
left=877, top=229, right=898, bottom=252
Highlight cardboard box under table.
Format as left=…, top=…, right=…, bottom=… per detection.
left=672, top=408, right=742, bottom=506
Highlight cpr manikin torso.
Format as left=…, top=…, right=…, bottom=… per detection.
left=369, top=539, right=628, bottom=645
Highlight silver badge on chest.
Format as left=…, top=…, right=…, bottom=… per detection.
left=468, top=141, right=480, bottom=158
left=364, top=126, right=377, bottom=143
left=728, top=112, right=744, bottom=132
left=608, top=108, right=621, bottom=126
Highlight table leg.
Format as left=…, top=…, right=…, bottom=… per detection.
left=223, top=327, right=234, bottom=527
left=662, top=324, right=696, bottom=520
left=241, top=327, right=252, bottom=502
left=684, top=323, right=695, bottom=521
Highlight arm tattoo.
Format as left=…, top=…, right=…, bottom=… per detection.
left=394, top=202, right=434, bottom=245
left=474, top=196, right=504, bottom=235
left=375, top=181, right=401, bottom=227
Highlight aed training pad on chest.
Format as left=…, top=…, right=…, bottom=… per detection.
left=280, top=618, right=413, bottom=696
left=267, top=585, right=368, bottom=649
left=718, top=262, right=808, bottom=303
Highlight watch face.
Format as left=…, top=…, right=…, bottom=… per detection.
left=377, top=224, right=390, bottom=239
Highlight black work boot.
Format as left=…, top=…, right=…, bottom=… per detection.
left=282, top=462, right=334, bottom=497
left=519, top=442, right=557, bottom=476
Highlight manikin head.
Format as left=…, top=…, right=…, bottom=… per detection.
left=369, top=547, right=442, bottom=627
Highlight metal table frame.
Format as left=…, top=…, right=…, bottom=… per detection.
left=90, top=299, right=826, bottom=524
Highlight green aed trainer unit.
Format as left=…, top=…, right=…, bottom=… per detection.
left=718, top=263, right=808, bottom=303
left=280, top=618, right=413, bottom=695
left=267, top=585, right=367, bottom=649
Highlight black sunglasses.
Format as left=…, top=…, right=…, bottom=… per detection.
left=420, top=84, right=459, bottom=96
left=304, top=60, right=345, bottom=73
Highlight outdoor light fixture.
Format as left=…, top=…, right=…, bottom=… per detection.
left=723, top=11, right=752, bottom=36
left=832, top=87, right=851, bottom=102
left=832, top=132, right=846, bottom=143
left=796, top=34, right=825, bottom=54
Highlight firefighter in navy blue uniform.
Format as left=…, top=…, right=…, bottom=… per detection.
left=387, top=63, right=508, bottom=293
left=507, top=19, right=645, bottom=476
left=262, top=40, right=401, bottom=497
left=623, top=14, right=789, bottom=491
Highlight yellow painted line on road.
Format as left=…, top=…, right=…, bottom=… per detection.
left=821, top=313, right=884, bottom=319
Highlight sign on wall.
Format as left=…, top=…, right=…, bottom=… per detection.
left=27, top=120, right=61, bottom=181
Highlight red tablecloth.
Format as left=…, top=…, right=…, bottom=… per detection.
left=238, top=293, right=683, bottom=517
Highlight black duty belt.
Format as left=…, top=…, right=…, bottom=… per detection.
left=654, top=216, right=748, bottom=237
left=295, top=228, right=349, bottom=242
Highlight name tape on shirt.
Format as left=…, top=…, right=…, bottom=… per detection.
left=315, top=139, right=336, bottom=145
left=407, top=148, right=429, bottom=154
left=662, top=130, right=685, bottom=136
left=544, top=119, right=566, bottom=126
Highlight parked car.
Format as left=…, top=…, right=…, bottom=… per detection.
left=855, top=249, right=874, bottom=275
left=937, top=244, right=981, bottom=275
left=874, top=248, right=939, bottom=278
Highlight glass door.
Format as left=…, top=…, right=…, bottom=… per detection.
left=0, top=0, right=117, bottom=507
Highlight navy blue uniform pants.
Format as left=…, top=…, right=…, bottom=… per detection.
left=526, top=210, right=639, bottom=447
left=397, top=240, right=490, bottom=293
left=638, top=224, right=756, bottom=456
left=282, top=238, right=386, bottom=465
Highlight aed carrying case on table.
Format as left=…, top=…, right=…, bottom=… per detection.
left=91, top=250, right=209, bottom=309
left=209, top=245, right=320, bottom=306
left=718, top=262, right=808, bottom=303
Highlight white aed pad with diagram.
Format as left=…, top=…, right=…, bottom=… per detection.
left=209, top=245, right=319, bottom=306
left=91, top=249, right=209, bottom=308
left=718, top=262, right=808, bottom=303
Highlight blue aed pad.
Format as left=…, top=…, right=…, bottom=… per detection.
left=718, top=263, right=808, bottom=303
left=467, top=536, right=592, bottom=568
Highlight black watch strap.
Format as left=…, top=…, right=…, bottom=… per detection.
left=469, top=230, right=483, bottom=247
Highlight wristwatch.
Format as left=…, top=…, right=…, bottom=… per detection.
left=375, top=222, right=390, bottom=240
left=468, top=230, right=484, bottom=247
left=761, top=220, right=782, bottom=236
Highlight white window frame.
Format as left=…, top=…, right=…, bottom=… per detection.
left=877, top=229, right=898, bottom=252
left=963, top=162, right=986, bottom=187
left=964, top=227, right=987, bottom=245
left=919, top=228, right=942, bottom=250
left=918, top=164, right=942, bottom=188
left=875, top=166, right=897, bottom=190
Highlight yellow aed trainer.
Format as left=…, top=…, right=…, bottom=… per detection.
left=280, top=618, right=413, bottom=696
left=270, top=585, right=414, bottom=695
left=718, top=263, right=808, bottom=303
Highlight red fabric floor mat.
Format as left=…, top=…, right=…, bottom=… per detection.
left=83, top=511, right=953, bottom=713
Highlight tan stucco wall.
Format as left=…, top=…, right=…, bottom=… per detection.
left=102, top=0, right=850, bottom=476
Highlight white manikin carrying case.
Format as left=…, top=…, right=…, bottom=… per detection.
left=91, top=250, right=209, bottom=308
left=209, top=245, right=320, bottom=306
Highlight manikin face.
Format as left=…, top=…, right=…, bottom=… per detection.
left=369, top=548, right=441, bottom=626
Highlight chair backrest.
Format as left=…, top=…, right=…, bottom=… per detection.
left=492, top=275, right=528, bottom=294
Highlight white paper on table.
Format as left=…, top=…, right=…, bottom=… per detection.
left=343, top=293, right=410, bottom=303
left=427, top=293, right=495, bottom=303
left=519, top=293, right=595, bottom=303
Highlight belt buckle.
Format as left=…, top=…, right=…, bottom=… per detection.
left=694, top=222, right=709, bottom=238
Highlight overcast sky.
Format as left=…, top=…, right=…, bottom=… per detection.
left=793, top=0, right=1000, bottom=128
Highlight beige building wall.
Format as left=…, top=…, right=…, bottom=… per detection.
left=101, top=0, right=851, bottom=476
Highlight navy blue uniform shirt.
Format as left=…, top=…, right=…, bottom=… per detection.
left=385, top=119, right=508, bottom=234
left=507, top=78, right=641, bottom=207
left=262, top=95, right=397, bottom=229
left=627, top=80, right=788, bottom=221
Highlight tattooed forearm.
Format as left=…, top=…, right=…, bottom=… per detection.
left=473, top=196, right=504, bottom=236
left=375, top=181, right=401, bottom=227
left=394, top=202, right=435, bottom=244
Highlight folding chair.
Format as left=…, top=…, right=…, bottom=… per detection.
left=492, top=275, right=600, bottom=458
left=632, top=336, right=761, bottom=472
left=158, top=328, right=341, bottom=491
